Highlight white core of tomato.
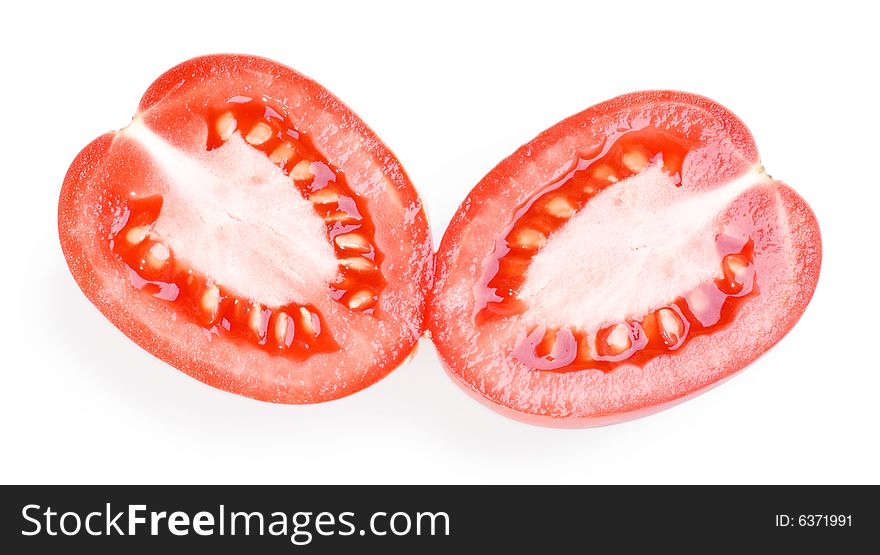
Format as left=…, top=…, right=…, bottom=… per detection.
left=518, top=162, right=766, bottom=329
left=122, top=120, right=338, bottom=307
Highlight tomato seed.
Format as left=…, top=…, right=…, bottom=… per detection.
left=591, top=163, right=617, bottom=183
left=215, top=112, right=237, bottom=141
left=245, top=122, right=273, bottom=145
left=309, top=187, right=340, bottom=205
left=143, top=241, right=171, bottom=273
left=298, top=306, right=317, bottom=337
left=125, top=226, right=149, bottom=245
left=603, top=323, right=633, bottom=355
left=290, top=160, right=313, bottom=181
left=200, top=284, right=221, bottom=322
left=334, top=232, right=370, bottom=252
left=347, top=288, right=377, bottom=311
left=718, top=253, right=752, bottom=294
left=248, top=304, right=265, bottom=339
left=273, top=311, right=291, bottom=347
left=622, top=147, right=651, bottom=172
left=657, top=307, right=685, bottom=347
left=514, top=228, right=547, bottom=249
left=269, top=142, right=296, bottom=165
left=324, top=210, right=359, bottom=223
left=340, top=256, right=378, bottom=272
left=544, top=196, right=576, bottom=218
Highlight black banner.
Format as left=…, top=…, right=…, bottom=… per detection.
left=1, top=486, right=875, bottom=552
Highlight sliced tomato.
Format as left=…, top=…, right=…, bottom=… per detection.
left=428, top=91, right=821, bottom=426
left=59, top=54, right=432, bottom=403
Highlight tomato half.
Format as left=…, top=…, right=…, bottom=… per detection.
left=59, top=54, right=432, bottom=403
left=428, top=91, right=821, bottom=426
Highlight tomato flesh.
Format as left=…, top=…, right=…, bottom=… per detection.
left=429, top=91, right=821, bottom=426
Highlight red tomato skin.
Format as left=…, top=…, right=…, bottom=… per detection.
left=428, top=91, right=821, bottom=427
left=59, top=55, right=433, bottom=404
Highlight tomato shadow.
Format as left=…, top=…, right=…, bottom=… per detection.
left=341, top=341, right=614, bottom=467
left=47, top=267, right=612, bottom=480
left=46, top=267, right=239, bottom=425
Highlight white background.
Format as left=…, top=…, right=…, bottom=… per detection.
left=2, top=1, right=877, bottom=484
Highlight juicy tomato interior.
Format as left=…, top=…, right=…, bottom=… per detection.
left=477, top=129, right=691, bottom=319
left=109, top=96, right=387, bottom=360
left=475, top=129, right=758, bottom=372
